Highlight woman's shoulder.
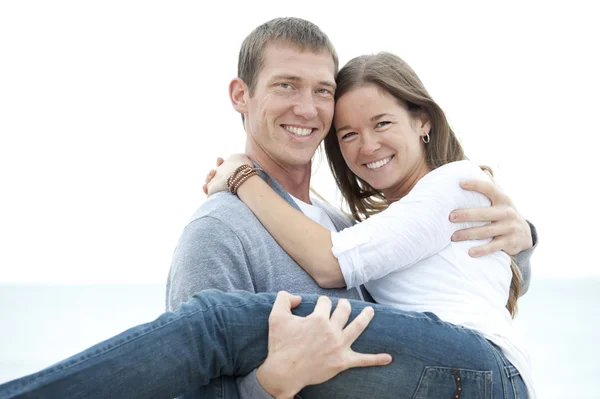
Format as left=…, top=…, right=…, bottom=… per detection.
left=407, top=161, right=491, bottom=204
left=429, top=160, right=489, bottom=180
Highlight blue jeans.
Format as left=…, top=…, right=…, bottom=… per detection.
left=0, top=290, right=528, bottom=399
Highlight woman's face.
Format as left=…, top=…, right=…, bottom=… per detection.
left=333, top=84, right=431, bottom=200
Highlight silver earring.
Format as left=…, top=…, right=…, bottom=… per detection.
left=422, top=132, right=430, bottom=144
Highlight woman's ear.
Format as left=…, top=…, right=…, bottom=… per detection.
left=420, top=112, right=432, bottom=136
left=229, top=78, right=249, bottom=114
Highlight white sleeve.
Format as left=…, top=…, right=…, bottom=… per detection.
left=330, top=161, right=491, bottom=289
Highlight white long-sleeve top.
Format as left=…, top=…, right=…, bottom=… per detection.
left=331, top=160, right=535, bottom=397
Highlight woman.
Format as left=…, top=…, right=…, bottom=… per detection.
left=0, top=52, right=533, bottom=399
left=205, top=52, right=534, bottom=397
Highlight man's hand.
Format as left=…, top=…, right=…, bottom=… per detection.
left=450, top=178, right=533, bottom=257
left=202, top=154, right=253, bottom=196
left=256, top=292, right=392, bottom=399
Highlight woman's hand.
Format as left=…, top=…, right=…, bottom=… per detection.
left=203, top=154, right=253, bottom=196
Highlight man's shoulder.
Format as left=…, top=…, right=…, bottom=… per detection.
left=187, top=192, right=257, bottom=228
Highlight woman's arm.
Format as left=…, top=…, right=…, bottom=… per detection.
left=205, top=156, right=519, bottom=290
left=236, top=175, right=345, bottom=288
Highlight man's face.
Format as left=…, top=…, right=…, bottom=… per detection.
left=244, top=43, right=336, bottom=168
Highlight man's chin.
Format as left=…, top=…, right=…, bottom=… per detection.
left=280, top=153, right=316, bottom=168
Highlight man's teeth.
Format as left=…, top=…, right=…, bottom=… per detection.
left=365, top=156, right=392, bottom=170
left=285, top=126, right=313, bottom=136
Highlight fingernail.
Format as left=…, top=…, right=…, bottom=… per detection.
left=469, top=248, right=478, bottom=257
left=451, top=233, right=458, bottom=241
left=460, top=180, right=469, bottom=188
left=450, top=212, right=457, bottom=221
left=365, top=306, right=374, bottom=316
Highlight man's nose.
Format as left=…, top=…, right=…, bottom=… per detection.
left=293, top=92, right=318, bottom=120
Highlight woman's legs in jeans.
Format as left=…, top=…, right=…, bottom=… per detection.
left=0, top=290, right=275, bottom=399
left=0, top=290, right=528, bottom=399
left=298, top=306, right=529, bottom=399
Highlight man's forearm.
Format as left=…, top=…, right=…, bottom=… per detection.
left=514, top=221, right=538, bottom=295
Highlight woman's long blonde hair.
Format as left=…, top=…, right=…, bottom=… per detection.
left=324, top=52, right=522, bottom=316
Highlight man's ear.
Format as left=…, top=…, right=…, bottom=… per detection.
left=229, top=78, right=249, bottom=114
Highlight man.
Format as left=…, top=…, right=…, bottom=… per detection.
left=166, top=17, right=536, bottom=398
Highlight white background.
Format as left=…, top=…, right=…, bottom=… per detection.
left=1, top=0, right=598, bottom=284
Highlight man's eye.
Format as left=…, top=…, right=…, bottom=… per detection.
left=375, top=121, right=391, bottom=128
left=278, top=83, right=292, bottom=89
left=316, top=88, right=333, bottom=95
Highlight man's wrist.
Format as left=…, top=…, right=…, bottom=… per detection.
left=256, top=360, right=299, bottom=399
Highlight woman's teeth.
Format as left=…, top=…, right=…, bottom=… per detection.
left=365, top=156, right=392, bottom=170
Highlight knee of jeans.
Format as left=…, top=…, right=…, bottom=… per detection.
left=412, top=367, right=493, bottom=399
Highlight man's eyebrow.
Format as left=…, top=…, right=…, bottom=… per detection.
left=271, top=74, right=302, bottom=82
left=335, top=113, right=391, bottom=134
left=270, top=75, right=336, bottom=90
left=319, top=80, right=337, bottom=90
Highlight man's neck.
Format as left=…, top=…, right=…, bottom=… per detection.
left=246, top=148, right=312, bottom=203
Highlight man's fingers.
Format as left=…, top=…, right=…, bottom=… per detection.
left=271, top=291, right=300, bottom=317
left=460, top=179, right=509, bottom=205
left=450, top=206, right=512, bottom=223
left=342, top=306, right=374, bottom=343
left=451, top=220, right=511, bottom=242
left=329, top=299, right=352, bottom=330
left=468, top=240, right=502, bottom=257
left=450, top=208, right=492, bottom=223
left=348, top=352, right=393, bottom=369
left=311, top=296, right=333, bottom=320
left=288, top=294, right=303, bottom=309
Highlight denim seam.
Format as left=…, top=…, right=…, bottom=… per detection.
left=488, top=342, right=510, bottom=399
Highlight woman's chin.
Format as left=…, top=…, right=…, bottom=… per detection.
left=363, top=180, right=387, bottom=192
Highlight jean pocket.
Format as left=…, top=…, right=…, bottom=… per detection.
left=412, top=367, right=493, bottom=399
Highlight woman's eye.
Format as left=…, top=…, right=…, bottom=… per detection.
left=375, top=121, right=391, bottom=128
left=341, top=132, right=357, bottom=140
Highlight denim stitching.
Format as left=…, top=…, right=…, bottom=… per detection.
left=487, top=343, right=509, bottom=399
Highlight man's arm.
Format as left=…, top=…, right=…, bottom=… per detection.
left=167, top=215, right=275, bottom=398
left=512, top=221, right=537, bottom=294
left=166, top=216, right=254, bottom=312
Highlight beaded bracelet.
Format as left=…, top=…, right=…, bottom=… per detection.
left=226, top=164, right=263, bottom=195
